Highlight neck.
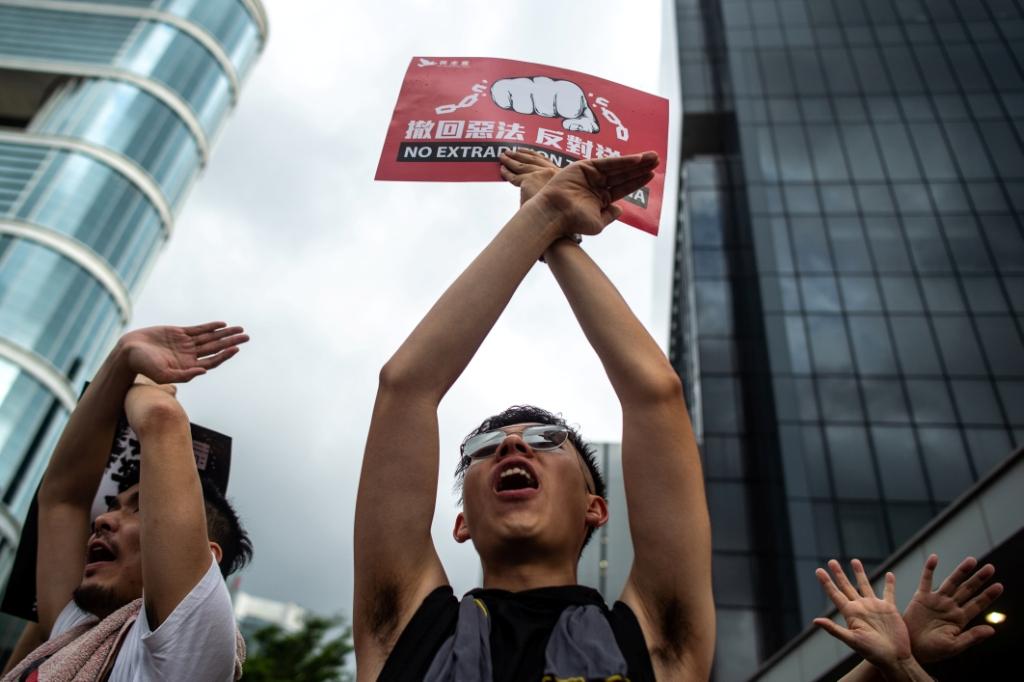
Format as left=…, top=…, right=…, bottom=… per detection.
left=480, top=554, right=578, bottom=591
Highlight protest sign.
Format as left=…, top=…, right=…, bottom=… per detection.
left=0, top=415, right=232, bottom=621
left=376, top=57, right=669, bottom=235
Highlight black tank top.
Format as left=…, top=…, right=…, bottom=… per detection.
left=377, top=585, right=656, bottom=681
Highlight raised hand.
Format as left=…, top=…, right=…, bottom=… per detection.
left=499, top=148, right=559, bottom=206
left=902, top=554, right=1003, bottom=662
left=502, top=150, right=658, bottom=237
left=814, top=559, right=914, bottom=672
left=119, top=322, right=248, bottom=384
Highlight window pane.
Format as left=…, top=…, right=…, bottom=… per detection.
left=802, top=426, right=831, bottom=497
left=906, top=380, right=956, bottom=424
left=872, top=426, right=928, bottom=500
left=848, top=316, right=898, bottom=374
left=880, top=277, right=924, bottom=312
left=965, top=428, right=1012, bottom=475
left=841, top=276, right=884, bottom=312
left=931, top=317, right=987, bottom=376
left=888, top=503, right=935, bottom=547
left=862, top=379, right=910, bottom=423
left=828, top=426, right=879, bottom=498
left=950, top=380, right=1004, bottom=426
left=919, top=428, right=974, bottom=502
left=920, top=278, right=965, bottom=313
left=708, top=481, right=750, bottom=550
left=828, top=217, right=873, bottom=272
left=703, top=378, right=744, bottom=433
left=890, top=317, right=941, bottom=375
left=808, top=316, right=854, bottom=372
left=802, top=276, right=841, bottom=312
left=975, top=317, right=1024, bottom=376
left=818, top=378, right=863, bottom=421
left=838, top=502, right=889, bottom=557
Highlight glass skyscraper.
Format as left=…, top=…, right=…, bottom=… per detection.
left=669, top=1, right=1023, bottom=679
left=0, top=0, right=267, bottom=586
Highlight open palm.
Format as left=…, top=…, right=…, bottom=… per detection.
left=814, top=559, right=913, bottom=668
left=121, top=322, right=248, bottom=384
left=903, top=554, right=1003, bottom=662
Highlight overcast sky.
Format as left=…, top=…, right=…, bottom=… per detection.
left=129, top=0, right=680, bottom=621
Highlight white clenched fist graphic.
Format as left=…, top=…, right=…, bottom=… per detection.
left=490, top=77, right=600, bottom=133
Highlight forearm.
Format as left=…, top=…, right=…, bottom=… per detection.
left=381, top=198, right=566, bottom=402
left=839, top=661, right=884, bottom=682
left=543, top=240, right=681, bottom=406
left=39, top=341, right=135, bottom=508
left=134, top=394, right=211, bottom=626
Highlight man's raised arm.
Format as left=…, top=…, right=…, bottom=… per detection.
left=35, top=323, right=246, bottom=632
left=502, top=149, right=714, bottom=680
left=353, top=151, right=659, bottom=676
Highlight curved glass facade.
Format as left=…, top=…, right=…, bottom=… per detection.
left=0, top=0, right=264, bottom=588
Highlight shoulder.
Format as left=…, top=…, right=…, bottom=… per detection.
left=115, top=557, right=237, bottom=681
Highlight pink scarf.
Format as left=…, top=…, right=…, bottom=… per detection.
left=2, top=600, right=246, bottom=682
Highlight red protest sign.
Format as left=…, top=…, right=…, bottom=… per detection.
left=376, top=57, right=669, bottom=235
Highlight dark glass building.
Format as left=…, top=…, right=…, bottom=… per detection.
left=669, top=1, right=1024, bottom=679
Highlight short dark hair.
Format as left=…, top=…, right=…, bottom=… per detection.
left=454, top=405, right=606, bottom=550
left=115, top=465, right=253, bottom=577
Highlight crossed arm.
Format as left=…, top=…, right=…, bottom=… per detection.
left=505, top=150, right=714, bottom=678
left=816, top=555, right=1003, bottom=681
left=352, top=152, right=660, bottom=678
left=36, top=323, right=246, bottom=631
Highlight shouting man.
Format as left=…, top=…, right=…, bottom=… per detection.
left=354, top=150, right=714, bottom=680
left=3, top=323, right=251, bottom=682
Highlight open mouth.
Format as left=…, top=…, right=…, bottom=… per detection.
left=494, top=462, right=539, bottom=493
left=86, top=540, right=117, bottom=565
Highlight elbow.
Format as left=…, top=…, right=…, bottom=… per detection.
left=130, top=396, right=188, bottom=437
left=377, top=358, right=441, bottom=403
left=627, top=365, right=685, bottom=407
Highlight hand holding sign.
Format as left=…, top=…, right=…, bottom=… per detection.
left=490, top=76, right=599, bottom=133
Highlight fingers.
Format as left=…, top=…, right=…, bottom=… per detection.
left=851, top=559, right=877, bottom=599
left=197, top=346, right=240, bottom=371
left=815, top=567, right=850, bottom=611
left=937, top=556, right=978, bottom=597
left=499, top=165, right=523, bottom=185
left=184, top=321, right=227, bottom=336
left=609, top=172, right=655, bottom=203
left=953, top=562, right=995, bottom=605
left=828, top=559, right=860, bottom=601
left=589, top=151, right=660, bottom=174
left=501, top=148, right=556, bottom=169
left=196, top=332, right=249, bottom=358
left=882, top=572, right=897, bottom=604
left=813, top=618, right=854, bottom=648
left=192, top=325, right=244, bottom=348
left=950, top=624, right=996, bottom=655
left=917, top=553, right=938, bottom=594
left=962, top=582, right=1004, bottom=622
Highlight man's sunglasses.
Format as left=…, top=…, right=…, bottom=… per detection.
left=461, top=424, right=570, bottom=466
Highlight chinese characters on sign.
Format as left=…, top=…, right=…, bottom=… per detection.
left=376, top=57, right=669, bottom=235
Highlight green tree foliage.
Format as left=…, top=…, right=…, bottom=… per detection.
left=241, top=614, right=353, bottom=682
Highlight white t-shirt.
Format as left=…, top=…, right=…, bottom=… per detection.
left=50, top=556, right=237, bottom=681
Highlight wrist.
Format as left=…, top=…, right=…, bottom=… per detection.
left=877, top=655, right=931, bottom=682
left=523, top=191, right=574, bottom=239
